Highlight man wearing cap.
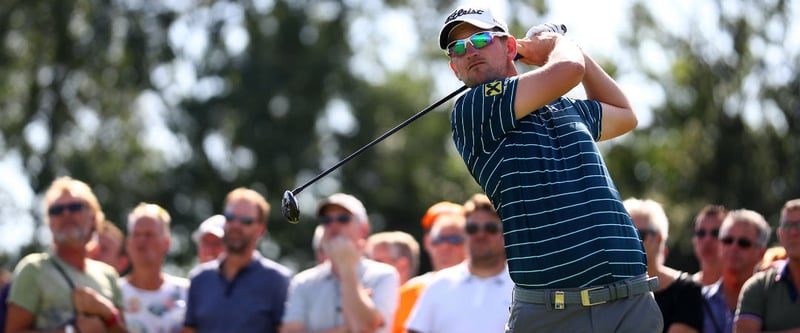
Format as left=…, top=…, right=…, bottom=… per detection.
left=192, top=214, right=226, bottom=264
left=438, top=4, right=661, bottom=332
left=281, top=193, right=399, bottom=333
left=183, top=187, right=291, bottom=333
left=390, top=202, right=466, bottom=333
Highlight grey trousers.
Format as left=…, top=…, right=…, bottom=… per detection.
left=505, top=291, right=663, bottom=333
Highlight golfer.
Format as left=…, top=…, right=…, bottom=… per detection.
left=439, top=4, right=663, bottom=332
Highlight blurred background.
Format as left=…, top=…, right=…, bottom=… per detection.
left=0, top=0, right=797, bottom=276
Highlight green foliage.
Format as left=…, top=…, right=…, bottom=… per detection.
left=0, top=0, right=796, bottom=276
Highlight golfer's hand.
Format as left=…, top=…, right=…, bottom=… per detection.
left=515, top=32, right=562, bottom=67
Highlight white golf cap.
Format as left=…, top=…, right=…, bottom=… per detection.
left=192, top=214, right=225, bottom=244
left=317, top=193, right=368, bottom=226
left=439, top=4, right=509, bottom=49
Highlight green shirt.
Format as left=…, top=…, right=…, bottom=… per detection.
left=8, top=252, right=123, bottom=330
left=736, top=262, right=800, bottom=331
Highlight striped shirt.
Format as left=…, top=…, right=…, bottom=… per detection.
left=450, top=77, right=647, bottom=289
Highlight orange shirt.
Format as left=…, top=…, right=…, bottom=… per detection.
left=392, top=280, right=427, bottom=333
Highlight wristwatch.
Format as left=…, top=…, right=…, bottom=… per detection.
left=64, top=324, right=75, bottom=333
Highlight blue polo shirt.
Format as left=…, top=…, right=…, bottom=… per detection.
left=184, top=251, right=292, bottom=333
left=451, top=77, right=647, bottom=289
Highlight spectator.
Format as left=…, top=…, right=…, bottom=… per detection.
left=191, top=215, right=225, bottom=264
left=412, top=202, right=464, bottom=282
left=281, top=193, right=399, bottom=333
left=406, top=194, right=513, bottom=333
left=6, top=176, right=127, bottom=333
left=702, top=209, right=769, bottom=333
left=312, top=224, right=327, bottom=264
left=756, top=245, right=786, bottom=272
left=365, top=231, right=421, bottom=333
left=624, top=198, right=704, bottom=333
left=366, top=231, right=420, bottom=285
left=88, top=220, right=131, bottom=275
left=734, top=199, right=800, bottom=332
left=393, top=212, right=468, bottom=333
left=692, top=205, right=728, bottom=286
left=121, top=203, right=189, bottom=333
left=183, top=187, right=291, bottom=333
left=437, top=4, right=661, bottom=331
left=409, top=213, right=467, bottom=285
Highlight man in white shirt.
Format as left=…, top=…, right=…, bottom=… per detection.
left=406, top=194, right=513, bottom=333
left=120, top=203, right=189, bottom=333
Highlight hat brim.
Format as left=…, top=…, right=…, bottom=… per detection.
left=438, top=19, right=502, bottom=49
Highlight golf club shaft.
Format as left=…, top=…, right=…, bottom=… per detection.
left=291, top=85, right=469, bottom=195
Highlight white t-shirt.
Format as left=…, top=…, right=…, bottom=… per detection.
left=405, top=262, right=514, bottom=333
left=120, top=274, right=189, bottom=333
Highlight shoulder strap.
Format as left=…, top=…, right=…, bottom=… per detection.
left=51, top=258, right=76, bottom=289
left=50, top=257, right=83, bottom=333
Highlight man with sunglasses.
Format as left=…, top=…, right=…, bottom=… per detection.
left=406, top=194, right=512, bottom=333
left=392, top=204, right=466, bottom=333
left=692, top=205, right=729, bottom=286
left=734, top=199, right=800, bottom=332
left=282, top=193, right=399, bottom=333
left=183, top=187, right=291, bottom=333
left=701, top=209, right=769, bottom=333
left=6, top=176, right=128, bottom=333
left=624, top=198, right=704, bottom=333
left=438, top=4, right=660, bottom=332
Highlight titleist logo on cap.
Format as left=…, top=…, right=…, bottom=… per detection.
left=445, top=8, right=484, bottom=23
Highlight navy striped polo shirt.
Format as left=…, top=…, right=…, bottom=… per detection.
left=451, top=77, right=647, bottom=289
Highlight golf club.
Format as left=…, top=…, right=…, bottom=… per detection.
left=281, top=85, right=469, bottom=223
left=281, top=22, right=567, bottom=223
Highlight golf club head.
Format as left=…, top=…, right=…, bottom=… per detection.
left=281, top=190, right=300, bottom=224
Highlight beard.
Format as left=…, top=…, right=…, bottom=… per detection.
left=53, top=224, right=92, bottom=246
left=224, top=231, right=252, bottom=254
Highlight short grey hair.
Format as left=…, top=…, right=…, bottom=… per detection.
left=720, top=209, right=771, bottom=248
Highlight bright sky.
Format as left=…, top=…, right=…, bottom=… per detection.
left=1, top=0, right=797, bottom=258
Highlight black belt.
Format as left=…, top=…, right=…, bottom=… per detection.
left=513, top=276, right=659, bottom=309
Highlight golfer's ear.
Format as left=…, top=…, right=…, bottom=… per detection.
left=506, top=35, right=517, bottom=61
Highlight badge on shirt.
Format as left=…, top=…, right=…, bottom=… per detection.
left=484, top=81, right=502, bottom=97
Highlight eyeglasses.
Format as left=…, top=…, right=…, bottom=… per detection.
left=694, top=228, right=720, bottom=239
left=779, top=221, right=800, bottom=232
left=319, top=214, right=352, bottom=225
left=465, top=221, right=502, bottom=235
left=446, top=31, right=508, bottom=57
left=431, top=234, right=465, bottom=246
left=720, top=236, right=754, bottom=249
left=637, top=229, right=659, bottom=242
left=223, top=212, right=256, bottom=225
left=48, top=202, right=85, bottom=216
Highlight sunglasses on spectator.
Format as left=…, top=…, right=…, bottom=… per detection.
left=694, top=228, right=719, bottom=239
left=720, top=236, right=754, bottom=249
left=224, top=212, right=256, bottom=225
left=48, top=202, right=85, bottom=216
left=447, top=31, right=509, bottom=57
left=637, top=229, right=659, bottom=242
left=465, top=221, right=502, bottom=235
left=779, top=221, right=800, bottom=232
left=431, top=234, right=465, bottom=246
left=319, top=214, right=352, bottom=225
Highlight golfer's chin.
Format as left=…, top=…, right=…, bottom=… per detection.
left=461, top=72, right=496, bottom=89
